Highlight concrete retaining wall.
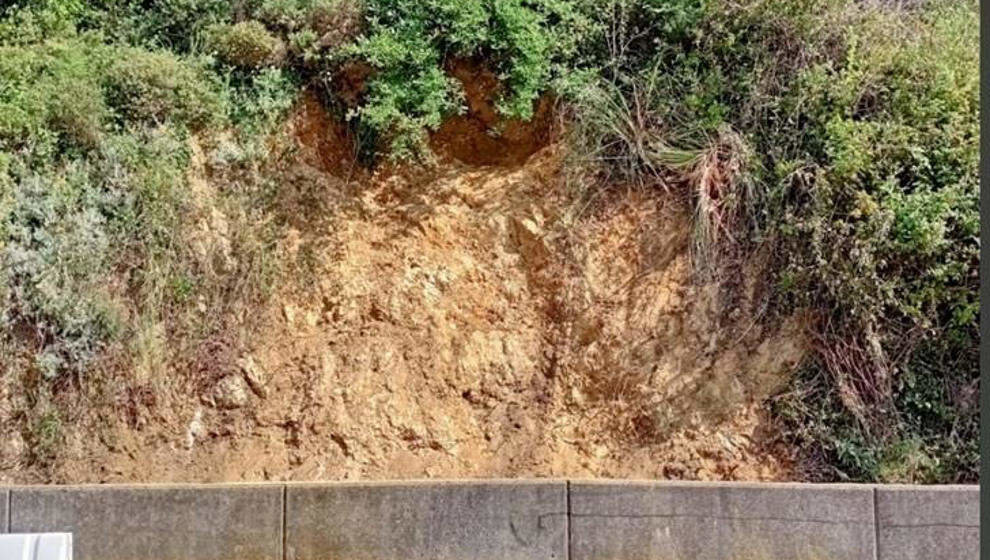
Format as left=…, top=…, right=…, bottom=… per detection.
left=285, top=481, right=566, bottom=560
left=874, top=486, right=980, bottom=560
left=0, top=481, right=978, bottom=560
left=570, top=481, right=876, bottom=560
left=8, top=484, right=282, bottom=560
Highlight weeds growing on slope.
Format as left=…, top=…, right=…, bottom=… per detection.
left=0, top=5, right=298, bottom=473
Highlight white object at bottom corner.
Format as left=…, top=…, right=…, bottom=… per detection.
left=0, top=533, right=72, bottom=560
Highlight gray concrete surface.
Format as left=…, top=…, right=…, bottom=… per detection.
left=570, top=481, right=876, bottom=560
left=9, top=484, right=282, bottom=560
left=875, top=485, right=979, bottom=560
left=0, top=481, right=979, bottom=560
left=285, top=480, right=567, bottom=560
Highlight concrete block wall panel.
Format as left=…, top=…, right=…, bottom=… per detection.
left=875, top=486, right=979, bottom=560
left=285, top=480, right=568, bottom=560
left=9, top=484, right=283, bottom=560
left=2, top=487, right=8, bottom=533
left=569, top=481, right=876, bottom=560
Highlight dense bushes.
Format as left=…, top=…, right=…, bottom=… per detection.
left=337, top=0, right=595, bottom=158
left=561, top=0, right=979, bottom=482
left=105, top=48, right=225, bottom=127
left=773, top=0, right=978, bottom=422
left=0, top=36, right=212, bottom=378
left=206, top=21, right=285, bottom=69
left=762, top=1, right=978, bottom=482
left=773, top=331, right=979, bottom=483
left=0, top=37, right=108, bottom=154
left=0, top=0, right=308, bottom=401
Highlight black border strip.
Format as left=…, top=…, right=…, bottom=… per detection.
left=981, top=0, right=989, bottom=558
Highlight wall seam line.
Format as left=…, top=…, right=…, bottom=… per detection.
left=872, top=486, right=880, bottom=560
left=5, top=488, right=10, bottom=533
left=281, top=484, right=288, bottom=560
left=566, top=480, right=573, bottom=560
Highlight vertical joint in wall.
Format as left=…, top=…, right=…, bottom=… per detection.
left=872, top=486, right=880, bottom=560
left=281, top=485, right=288, bottom=560
left=565, top=480, right=572, bottom=560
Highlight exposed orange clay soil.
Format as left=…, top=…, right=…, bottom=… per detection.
left=0, top=88, right=807, bottom=484
left=430, top=58, right=558, bottom=166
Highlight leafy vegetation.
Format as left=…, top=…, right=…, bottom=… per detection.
left=0, top=2, right=292, bottom=468
left=561, top=0, right=978, bottom=482
left=0, top=0, right=978, bottom=482
left=333, top=0, right=594, bottom=158
left=766, top=2, right=979, bottom=482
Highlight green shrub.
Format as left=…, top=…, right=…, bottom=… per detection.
left=0, top=37, right=110, bottom=156
left=2, top=0, right=235, bottom=51
left=79, top=0, right=233, bottom=51
left=0, top=0, right=87, bottom=44
left=254, top=0, right=353, bottom=33
left=227, top=67, right=300, bottom=135
left=343, top=0, right=595, bottom=159
left=242, top=0, right=362, bottom=69
left=206, top=21, right=286, bottom=69
left=103, top=48, right=224, bottom=128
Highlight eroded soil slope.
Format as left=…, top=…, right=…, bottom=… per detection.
left=0, top=98, right=807, bottom=484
